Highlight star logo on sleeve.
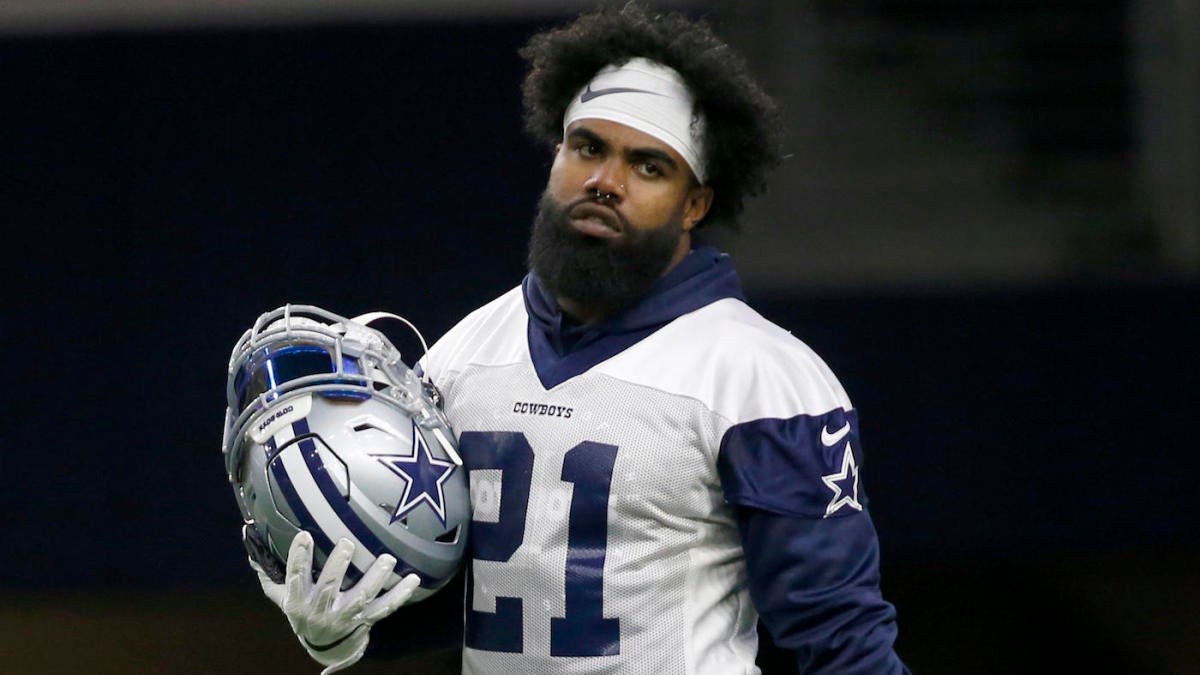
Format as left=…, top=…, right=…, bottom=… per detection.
left=821, top=444, right=863, bottom=517
left=372, top=420, right=456, bottom=526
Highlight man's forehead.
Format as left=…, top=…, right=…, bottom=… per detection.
left=566, top=118, right=686, bottom=161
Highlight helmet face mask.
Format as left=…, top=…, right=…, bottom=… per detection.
left=223, top=305, right=468, bottom=601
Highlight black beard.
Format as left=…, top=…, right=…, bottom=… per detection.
left=527, top=192, right=683, bottom=317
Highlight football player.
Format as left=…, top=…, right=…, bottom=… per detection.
left=263, top=4, right=910, bottom=673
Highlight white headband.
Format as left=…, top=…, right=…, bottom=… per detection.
left=562, top=57, right=707, bottom=183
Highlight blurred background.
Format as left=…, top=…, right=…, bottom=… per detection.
left=3, top=0, right=1197, bottom=673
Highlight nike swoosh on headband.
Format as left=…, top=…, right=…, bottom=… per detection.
left=580, top=84, right=666, bottom=103
left=820, top=422, right=851, bottom=447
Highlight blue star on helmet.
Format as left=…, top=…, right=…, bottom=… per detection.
left=821, top=444, right=863, bottom=517
left=371, top=420, right=456, bottom=526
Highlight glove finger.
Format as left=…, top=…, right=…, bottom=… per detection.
left=283, top=531, right=315, bottom=615
left=363, top=573, right=420, bottom=624
left=313, top=538, right=355, bottom=616
left=346, top=554, right=397, bottom=617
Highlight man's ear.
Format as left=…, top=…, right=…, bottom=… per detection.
left=682, top=185, right=714, bottom=232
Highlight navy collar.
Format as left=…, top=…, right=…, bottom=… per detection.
left=522, top=246, right=744, bottom=389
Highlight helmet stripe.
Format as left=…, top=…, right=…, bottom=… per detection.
left=264, top=434, right=334, bottom=557
left=268, top=432, right=364, bottom=586
left=286, top=418, right=425, bottom=585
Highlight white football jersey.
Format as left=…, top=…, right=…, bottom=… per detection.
left=421, top=282, right=854, bottom=675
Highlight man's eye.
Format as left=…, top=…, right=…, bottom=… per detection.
left=577, top=143, right=601, bottom=157
left=637, top=162, right=662, bottom=177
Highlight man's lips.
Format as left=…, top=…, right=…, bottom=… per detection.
left=568, top=202, right=623, bottom=240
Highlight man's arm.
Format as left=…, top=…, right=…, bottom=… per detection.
left=735, top=507, right=909, bottom=674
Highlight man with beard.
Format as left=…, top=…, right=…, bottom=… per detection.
left=260, top=5, right=909, bottom=674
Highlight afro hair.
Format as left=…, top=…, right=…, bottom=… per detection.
left=519, top=3, right=781, bottom=229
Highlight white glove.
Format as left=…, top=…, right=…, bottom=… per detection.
left=250, top=530, right=421, bottom=674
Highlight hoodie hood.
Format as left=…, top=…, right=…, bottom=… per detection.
left=522, top=245, right=744, bottom=388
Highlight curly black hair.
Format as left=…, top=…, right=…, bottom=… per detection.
left=519, top=3, right=781, bottom=229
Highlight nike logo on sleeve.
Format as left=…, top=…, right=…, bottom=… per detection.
left=820, top=422, right=851, bottom=447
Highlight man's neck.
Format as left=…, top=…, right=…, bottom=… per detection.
left=556, top=296, right=610, bottom=326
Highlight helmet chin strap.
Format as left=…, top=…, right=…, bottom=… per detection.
left=350, top=311, right=431, bottom=360
left=349, top=311, right=461, bottom=467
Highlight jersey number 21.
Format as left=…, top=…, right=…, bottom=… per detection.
left=459, top=430, right=620, bottom=657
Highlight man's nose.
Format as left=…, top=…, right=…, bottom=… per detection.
left=583, top=161, right=626, bottom=201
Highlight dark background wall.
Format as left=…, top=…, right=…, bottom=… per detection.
left=3, top=2, right=1197, bottom=673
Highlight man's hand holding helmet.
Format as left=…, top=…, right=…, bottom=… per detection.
left=251, top=529, right=420, bottom=674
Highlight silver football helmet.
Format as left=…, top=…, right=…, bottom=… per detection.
left=222, top=304, right=467, bottom=603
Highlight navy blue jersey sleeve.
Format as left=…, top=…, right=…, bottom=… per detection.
left=719, top=413, right=907, bottom=672
left=718, top=410, right=867, bottom=518
left=735, top=508, right=909, bottom=674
